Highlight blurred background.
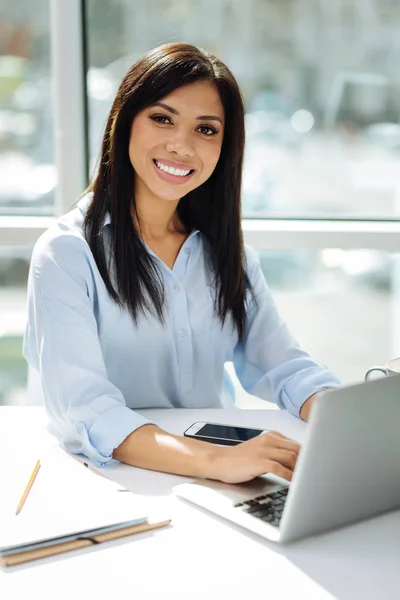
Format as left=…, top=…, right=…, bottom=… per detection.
left=1, top=0, right=400, bottom=405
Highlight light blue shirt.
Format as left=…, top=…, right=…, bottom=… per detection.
left=23, top=193, right=341, bottom=467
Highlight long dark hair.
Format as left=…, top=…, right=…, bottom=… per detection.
left=83, top=42, right=253, bottom=340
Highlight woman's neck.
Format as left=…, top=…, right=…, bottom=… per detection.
left=133, top=192, right=185, bottom=241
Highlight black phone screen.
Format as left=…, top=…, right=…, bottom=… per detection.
left=196, top=423, right=263, bottom=442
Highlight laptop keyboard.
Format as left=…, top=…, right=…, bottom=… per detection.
left=234, top=487, right=289, bottom=527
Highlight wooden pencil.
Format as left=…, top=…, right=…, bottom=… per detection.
left=15, top=459, right=41, bottom=515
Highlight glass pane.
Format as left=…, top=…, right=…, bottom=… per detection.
left=231, top=247, right=398, bottom=408
left=258, top=248, right=395, bottom=384
left=85, top=0, right=400, bottom=219
left=0, top=246, right=30, bottom=405
left=0, top=1, right=54, bottom=215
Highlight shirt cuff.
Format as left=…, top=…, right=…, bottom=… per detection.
left=281, top=368, right=342, bottom=419
left=67, top=406, right=155, bottom=467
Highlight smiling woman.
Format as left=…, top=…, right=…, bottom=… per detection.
left=23, top=42, right=341, bottom=483
left=82, top=43, right=246, bottom=332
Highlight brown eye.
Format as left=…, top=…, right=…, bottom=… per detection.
left=150, top=115, right=172, bottom=125
left=197, top=125, right=218, bottom=136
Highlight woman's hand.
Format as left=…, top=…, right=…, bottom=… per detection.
left=208, top=430, right=300, bottom=484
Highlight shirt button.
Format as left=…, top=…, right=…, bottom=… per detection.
left=76, top=424, right=84, bottom=435
left=172, top=284, right=180, bottom=292
left=184, top=248, right=190, bottom=255
left=179, top=328, right=188, bottom=338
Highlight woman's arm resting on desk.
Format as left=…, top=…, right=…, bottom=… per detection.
left=113, top=424, right=300, bottom=484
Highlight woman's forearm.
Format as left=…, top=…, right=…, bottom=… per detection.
left=112, top=424, right=218, bottom=478
left=113, top=423, right=302, bottom=484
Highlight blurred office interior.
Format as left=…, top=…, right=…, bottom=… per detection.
left=1, top=0, right=400, bottom=406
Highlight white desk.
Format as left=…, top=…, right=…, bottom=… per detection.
left=1, top=406, right=399, bottom=600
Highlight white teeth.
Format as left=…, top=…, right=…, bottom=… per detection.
left=155, top=160, right=191, bottom=177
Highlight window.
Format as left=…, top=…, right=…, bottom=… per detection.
left=2, top=0, right=400, bottom=405
left=85, top=0, right=400, bottom=218
left=258, top=248, right=395, bottom=383
left=231, top=247, right=397, bottom=407
left=0, top=246, right=31, bottom=405
left=0, top=0, right=52, bottom=406
left=0, top=0, right=55, bottom=215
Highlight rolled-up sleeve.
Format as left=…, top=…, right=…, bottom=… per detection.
left=23, top=232, right=153, bottom=466
left=233, top=246, right=341, bottom=418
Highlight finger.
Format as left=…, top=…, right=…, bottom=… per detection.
left=263, top=431, right=301, bottom=453
left=264, top=460, right=294, bottom=482
left=265, top=430, right=288, bottom=439
left=263, top=448, right=298, bottom=470
left=266, top=430, right=299, bottom=443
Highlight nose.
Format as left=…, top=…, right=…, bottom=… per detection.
left=165, top=129, right=195, bottom=158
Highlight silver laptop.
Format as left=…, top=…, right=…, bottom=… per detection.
left=174, top=376, right=400, bottom=543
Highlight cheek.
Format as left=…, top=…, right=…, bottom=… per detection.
left=201, top=143, right=222, bottom=174
left=129, top=124, right=153, bottom=168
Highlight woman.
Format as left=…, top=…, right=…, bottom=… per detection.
left=23, top=42, right=340, bottom=484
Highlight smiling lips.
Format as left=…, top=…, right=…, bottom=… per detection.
left=153, top=158, right=196, bottom=185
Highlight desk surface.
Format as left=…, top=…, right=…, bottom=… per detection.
left=1, top=406, right=399, bottom=600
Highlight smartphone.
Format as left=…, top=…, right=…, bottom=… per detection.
left=183, top=421, right=269, bottom=446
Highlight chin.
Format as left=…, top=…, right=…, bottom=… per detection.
left=157, top=190, right=185, bottom=202
left=153, top=184, right=194, bottom=202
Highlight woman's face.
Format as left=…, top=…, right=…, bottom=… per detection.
left=129, top=80, right=225, bottom=202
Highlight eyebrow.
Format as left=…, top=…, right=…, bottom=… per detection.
left=150, top=102, right=223, bottom=126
